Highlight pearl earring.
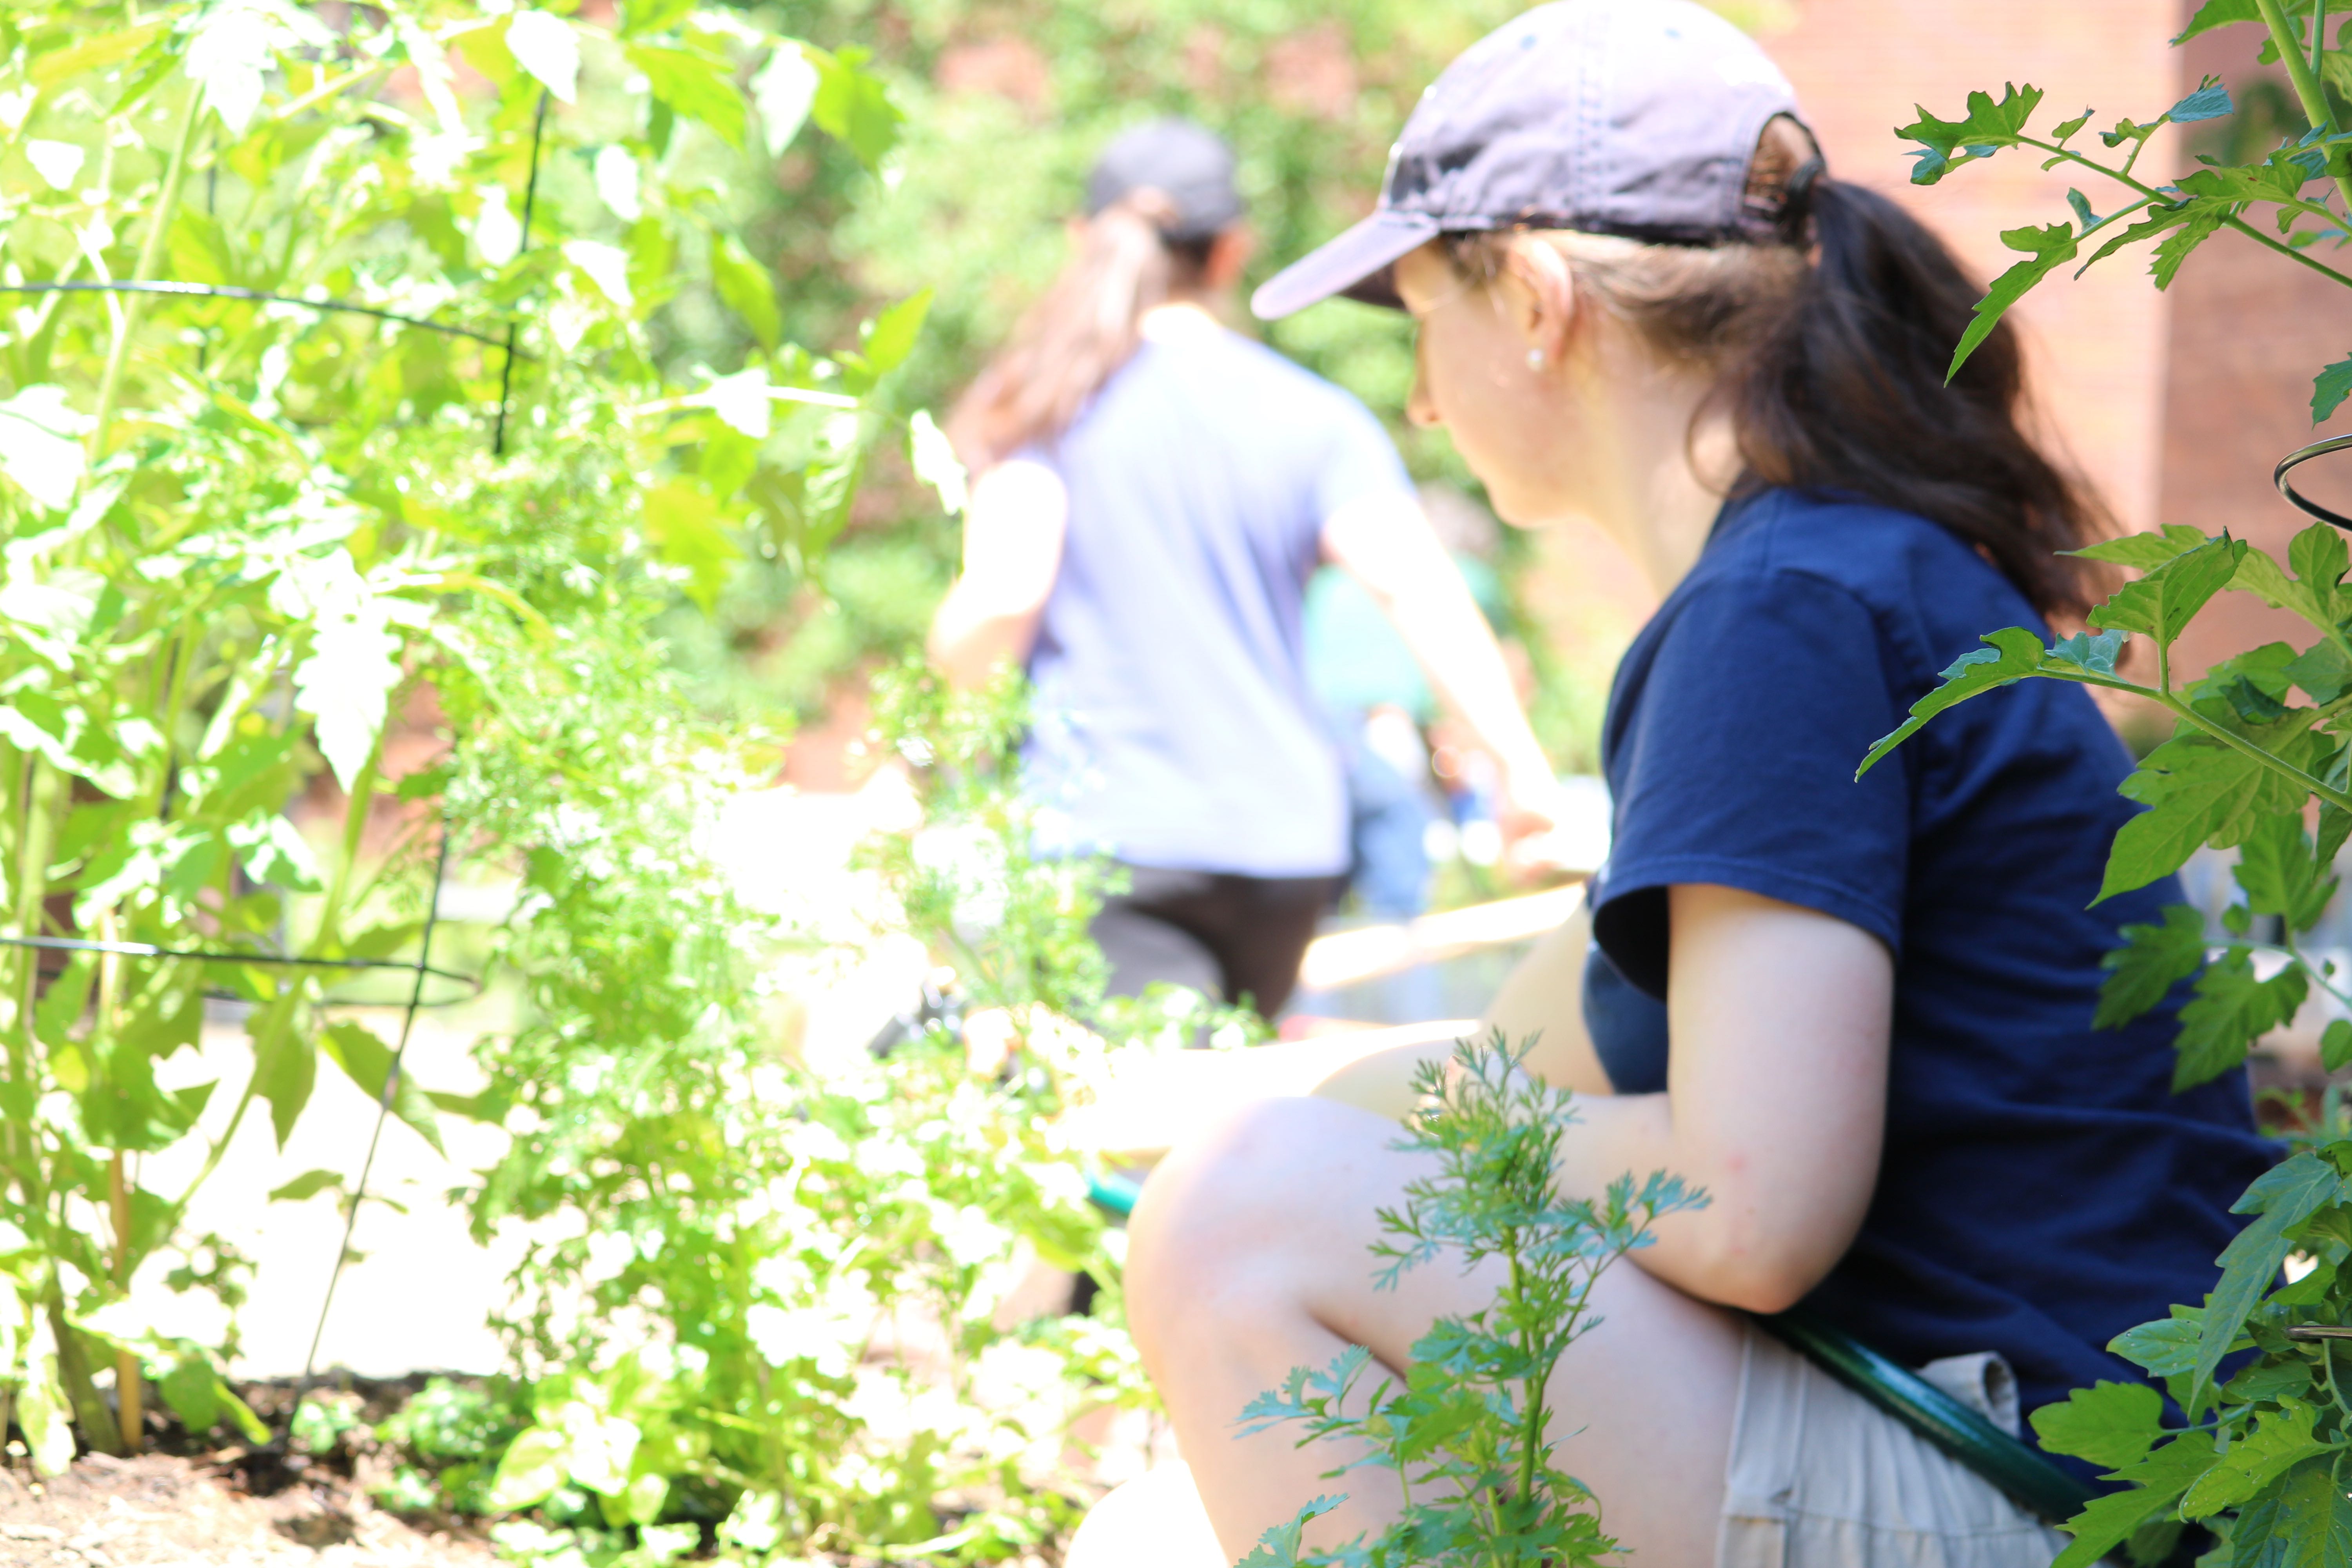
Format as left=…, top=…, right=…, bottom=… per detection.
left=1526, top=347, right=1546, bottom=372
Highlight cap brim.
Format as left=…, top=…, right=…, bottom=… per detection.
left=1249, top=211, right=1439, bottom=320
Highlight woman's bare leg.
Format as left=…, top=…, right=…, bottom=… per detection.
left=1127, top=1093, right=1744, bottom=1567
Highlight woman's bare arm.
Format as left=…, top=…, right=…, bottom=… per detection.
left=927, top=458, right=1069, bottom=689
left=1543, top=883, right=1891, bottom=1312
left=1320, top=491, right=1562, bottom=837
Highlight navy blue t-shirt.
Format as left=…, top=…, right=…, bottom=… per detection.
left=1583, top=486, right=2274, bottom=1430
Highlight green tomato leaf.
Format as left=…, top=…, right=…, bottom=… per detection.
left=487, top=1425, right=574, bottom=1510
left=1857, top=626, right=2048, bottom=776
left=1897, top=83, right=2046, bottom=185
left=2087, top=533, right=2246, bottom=648
left=185, top=0, right=330, bottom=136
left=320, top=1020, right=444, bottom=1156
left=2029, top=1379, right=2166, bottom=1470
left=2196, top=1154, right=2348, bottom=1396
left=2314, top=356, right=2352, bottom=424
left=267, top=1169, right=345, bottom=1203
left=856, top=288, right=934, bottom=383
left=504, top=11, right=580, bottom=103
left=158, top=1352, right=223, bottom=1434
left=753, top=42, right=820, bottom=157
left=2259, top=1458, right=2352, bottom=1567
left=908, top=410, right=967, bottom=516
left=2182, top=1397, right=2327, bottom=1517
left=0, top=385, right=95, bottom=511
left=2049, top=627, right=2127, bottom=675
left=2174, top=0, right=2261, bottom=42
left=624, top=44, right=745, bottom=148
left=226, top=812, right=323, bottom=893
left=2050, top=1435, right=2216, bottom=1568
left=2112, top=1312, right=2201, bottom=1376
left=2101, top=730, right=2303, bottom=900
left=2325, top=1018, right=2352, bottom=1073
left=2234, top=811, right=2337, bottom=929
left=2148, top=203, right=2228, bottom=289
left=621, top=0, right=696, bottom=34
left=642, top=479, right=743, bottom=612
left=710, top=236, right=781, bottom=351
left=811, top=46, right=904, bottom=170
left=15, top=1338, right=74, bottom=1477
left=30, top=16, right=169, bottom=89
left=613, top=1467, right=670, bottom=1526
left=2172, top=947, right=2306, bottom=1088
left=2096, top=904, right=2206, bottom=1029
left=250, top=1007, right=317, bottom=1151
left=285, top=559, right=405, bottom=796
left=1950, top=222, right=2078, bottom=379
left=2169, top=76, right=2235, bottom=123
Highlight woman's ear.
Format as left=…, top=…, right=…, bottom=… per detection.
left=1499, top=235, right=1576, bottom=369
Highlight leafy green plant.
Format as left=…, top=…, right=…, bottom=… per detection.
left=0, top=0, right=915, bottom=1472
left=373, top=1376, right=524, bottom=1517
left=1868, top=7, right=2352, bottom=1563
left=1238, top=1033, right=1702, bottom=1568
left=452, top=664, right=1172, bottom=1564
left=1895, top=1, right=2352, bottom=418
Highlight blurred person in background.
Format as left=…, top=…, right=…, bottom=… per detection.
left=930, top=117, right=1564, bottom=1023
left=1303, top=481, right=1516, bottom=924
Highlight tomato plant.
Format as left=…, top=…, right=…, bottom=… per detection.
left=1879, top=4, right=2352, bottom=1561
left=0, top=0, right=920, bottom=1474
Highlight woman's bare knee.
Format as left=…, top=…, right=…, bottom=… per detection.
left=1125, top=1095, right=1396, bottom=1367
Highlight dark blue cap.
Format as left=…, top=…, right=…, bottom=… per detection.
left=1252, top=0, right=1809, bottom=318
left=1086, top=118, right=1245, bottom=243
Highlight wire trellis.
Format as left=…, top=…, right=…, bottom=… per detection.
left=2, top=89, right=558, bottom=1450
left=2278, top=433, right=2352, bottom=531
left=0, top=279, right=523, bottom=353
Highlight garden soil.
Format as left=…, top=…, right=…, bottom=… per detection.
left=0, top=1452, right=495, bottom=1567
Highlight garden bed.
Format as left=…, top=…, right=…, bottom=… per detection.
left=0, top=1450, right=493, bottom=1568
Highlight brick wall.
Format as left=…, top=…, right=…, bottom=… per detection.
left=2157, top=22, right=2352, bottom=679
left=1765, top=0, right=2180, bottom=534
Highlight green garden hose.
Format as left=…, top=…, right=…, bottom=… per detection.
left=1752, top=1308, right=2096, bottom=1527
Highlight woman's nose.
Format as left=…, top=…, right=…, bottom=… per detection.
left=1406, top=359, right=1441, bottom=429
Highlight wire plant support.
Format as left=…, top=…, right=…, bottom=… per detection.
left=0, top=280, right=523, bottom=353
left=2278, top=433, right=2352, bottom=531
left=287, top=809, right=460, bottom=1441
left=0, top=80, right=559, bottom=1455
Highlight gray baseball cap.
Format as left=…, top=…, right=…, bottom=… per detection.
left=1252, top=0, right=1808, bottom=319
left=1087, top=118, right=1245, bottom=243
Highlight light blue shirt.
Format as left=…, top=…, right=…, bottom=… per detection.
left=1022, top=328, right=1413, bottom=877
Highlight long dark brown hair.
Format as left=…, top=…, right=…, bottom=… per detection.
left=1448, top=122, right=2107, bottom=619
left=946, top=190, right=1216, bottom=470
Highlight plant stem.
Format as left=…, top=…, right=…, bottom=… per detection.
left=171, top=748, right=379, bottom=1214
left=91, top=83, right=205, bottom=456
left=2021, top=136, right=2352, bottom=291
left=2255, top=0, right=2352, bottom=216
left=107, top=1150, right=140, bottom=1454
left=2159, top=691, right=2352, bottom=812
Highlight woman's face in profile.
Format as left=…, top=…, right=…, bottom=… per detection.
left=1394, top=242, right=1567, bottom=529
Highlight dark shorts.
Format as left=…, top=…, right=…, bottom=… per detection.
left=1090, top=864, right=1342, bottom=1022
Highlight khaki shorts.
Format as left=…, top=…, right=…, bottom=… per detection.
left=1720, top=1324, right=2073, bottom=1568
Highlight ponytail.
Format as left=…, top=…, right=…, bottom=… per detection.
left=1727, top=178, right=2105, bottom=618
left=1444, top=137, right=2108, bottom=621
left=947, top=191, right=1211, bottom=470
